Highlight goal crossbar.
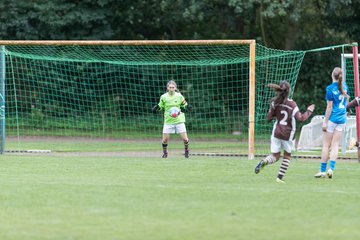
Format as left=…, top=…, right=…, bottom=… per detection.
left=0, top=40, right=255, bottom=46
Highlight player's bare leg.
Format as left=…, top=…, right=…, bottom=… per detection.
left=162, top=133, right=170, bottom=158
left=315, top=131, right=333, bottom=178
left=180, top=132, right=189, bottom=158
left=327, top=130, right=343, bottom=178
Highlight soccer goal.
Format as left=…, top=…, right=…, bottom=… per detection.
left=297, top=45, right=360, bottom=157
left=0, top=40, right=307, bottom=157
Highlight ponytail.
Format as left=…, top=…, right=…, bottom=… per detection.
left=338, top=74, right=344, bottom=95
left=332, top=67, right=344, bottom=95
left=268, top=81, right=290, bottom=106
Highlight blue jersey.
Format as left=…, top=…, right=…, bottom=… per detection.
left=325, top=82, right=349, bottom=124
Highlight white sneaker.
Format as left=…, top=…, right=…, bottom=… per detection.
left=327, top=169, right=333, bottom=179
left=314, top=172, right=326, bottom=178
left=276, top=178, right=285, bottom=183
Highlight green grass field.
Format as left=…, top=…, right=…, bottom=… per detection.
left=0, top=143, right=360, bottom=240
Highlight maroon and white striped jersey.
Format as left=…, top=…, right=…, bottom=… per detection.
left=267, top=99, right=312, bottom=141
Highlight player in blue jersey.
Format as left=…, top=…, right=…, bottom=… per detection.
left=152, top=80, right=192, bottom=158
left=314, top=67, right=349, bottom=179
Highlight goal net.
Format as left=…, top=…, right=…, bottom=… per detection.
left=297, top=50, right=360, bottom=155
left=0, top=40, right=305, bottom=155
left=297, top=115, right=357, bottom=153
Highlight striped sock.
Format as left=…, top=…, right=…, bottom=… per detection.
left=329, top=160, right=336, bottom=171
left=277, top=158, right=290, bottom=180
left=264, top=155, right=277, bottom=165
left=320, top=162, right=327, bottom=172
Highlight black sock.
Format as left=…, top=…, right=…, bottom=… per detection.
left=184, top=140, right=189, bottom=151
left=162, top=143, right=168, bottom=153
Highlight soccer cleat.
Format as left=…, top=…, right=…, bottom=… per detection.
left=327, top=169, right=333, bottom=179
left=314, top=172, right=326, bottom=178
left=184, top=149, right=189, bottom=158
left=254, top=160, right=265, bottom=174
left=162, top=152, right=168, bottom=158
left=276, top=178, right=285, bottom=183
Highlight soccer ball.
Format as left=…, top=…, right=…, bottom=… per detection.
left=169, top=107, right=180, bottom=118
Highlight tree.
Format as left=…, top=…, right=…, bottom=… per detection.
left=0, top=0, right=358, bottom=115
left=0, top=0, right=118, bottom=40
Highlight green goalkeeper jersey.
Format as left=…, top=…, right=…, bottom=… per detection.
left=158, top=92, right=187, bottom=124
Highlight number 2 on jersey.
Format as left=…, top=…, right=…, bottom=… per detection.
left=339, top=95, right=345, bottom=109
left=280, top=110, right=288, bottom=125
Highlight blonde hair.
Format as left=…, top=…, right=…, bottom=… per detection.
left=166, top=80, right=180, bottom=93
left=332, top=67, right=344, bottom=95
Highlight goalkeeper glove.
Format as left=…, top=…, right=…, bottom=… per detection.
left=181, top=104, right=193, bottom=112
left=152, top=105, right=161, bottom=113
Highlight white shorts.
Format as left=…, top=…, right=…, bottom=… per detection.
left=326, top=120, right=346, bottom=133
left=271, top=136, right=294, bottom=153
left=163, top=123, right=187, bottom=134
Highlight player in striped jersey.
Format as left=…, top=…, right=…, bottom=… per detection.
left=346, top=97, right=360, bottom=149
left=347, top=96, right=360, bottom=110
left=254, top=81, right=315, bottom=183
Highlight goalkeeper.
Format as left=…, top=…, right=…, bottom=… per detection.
left=152, top=80, right=192, bottom=158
